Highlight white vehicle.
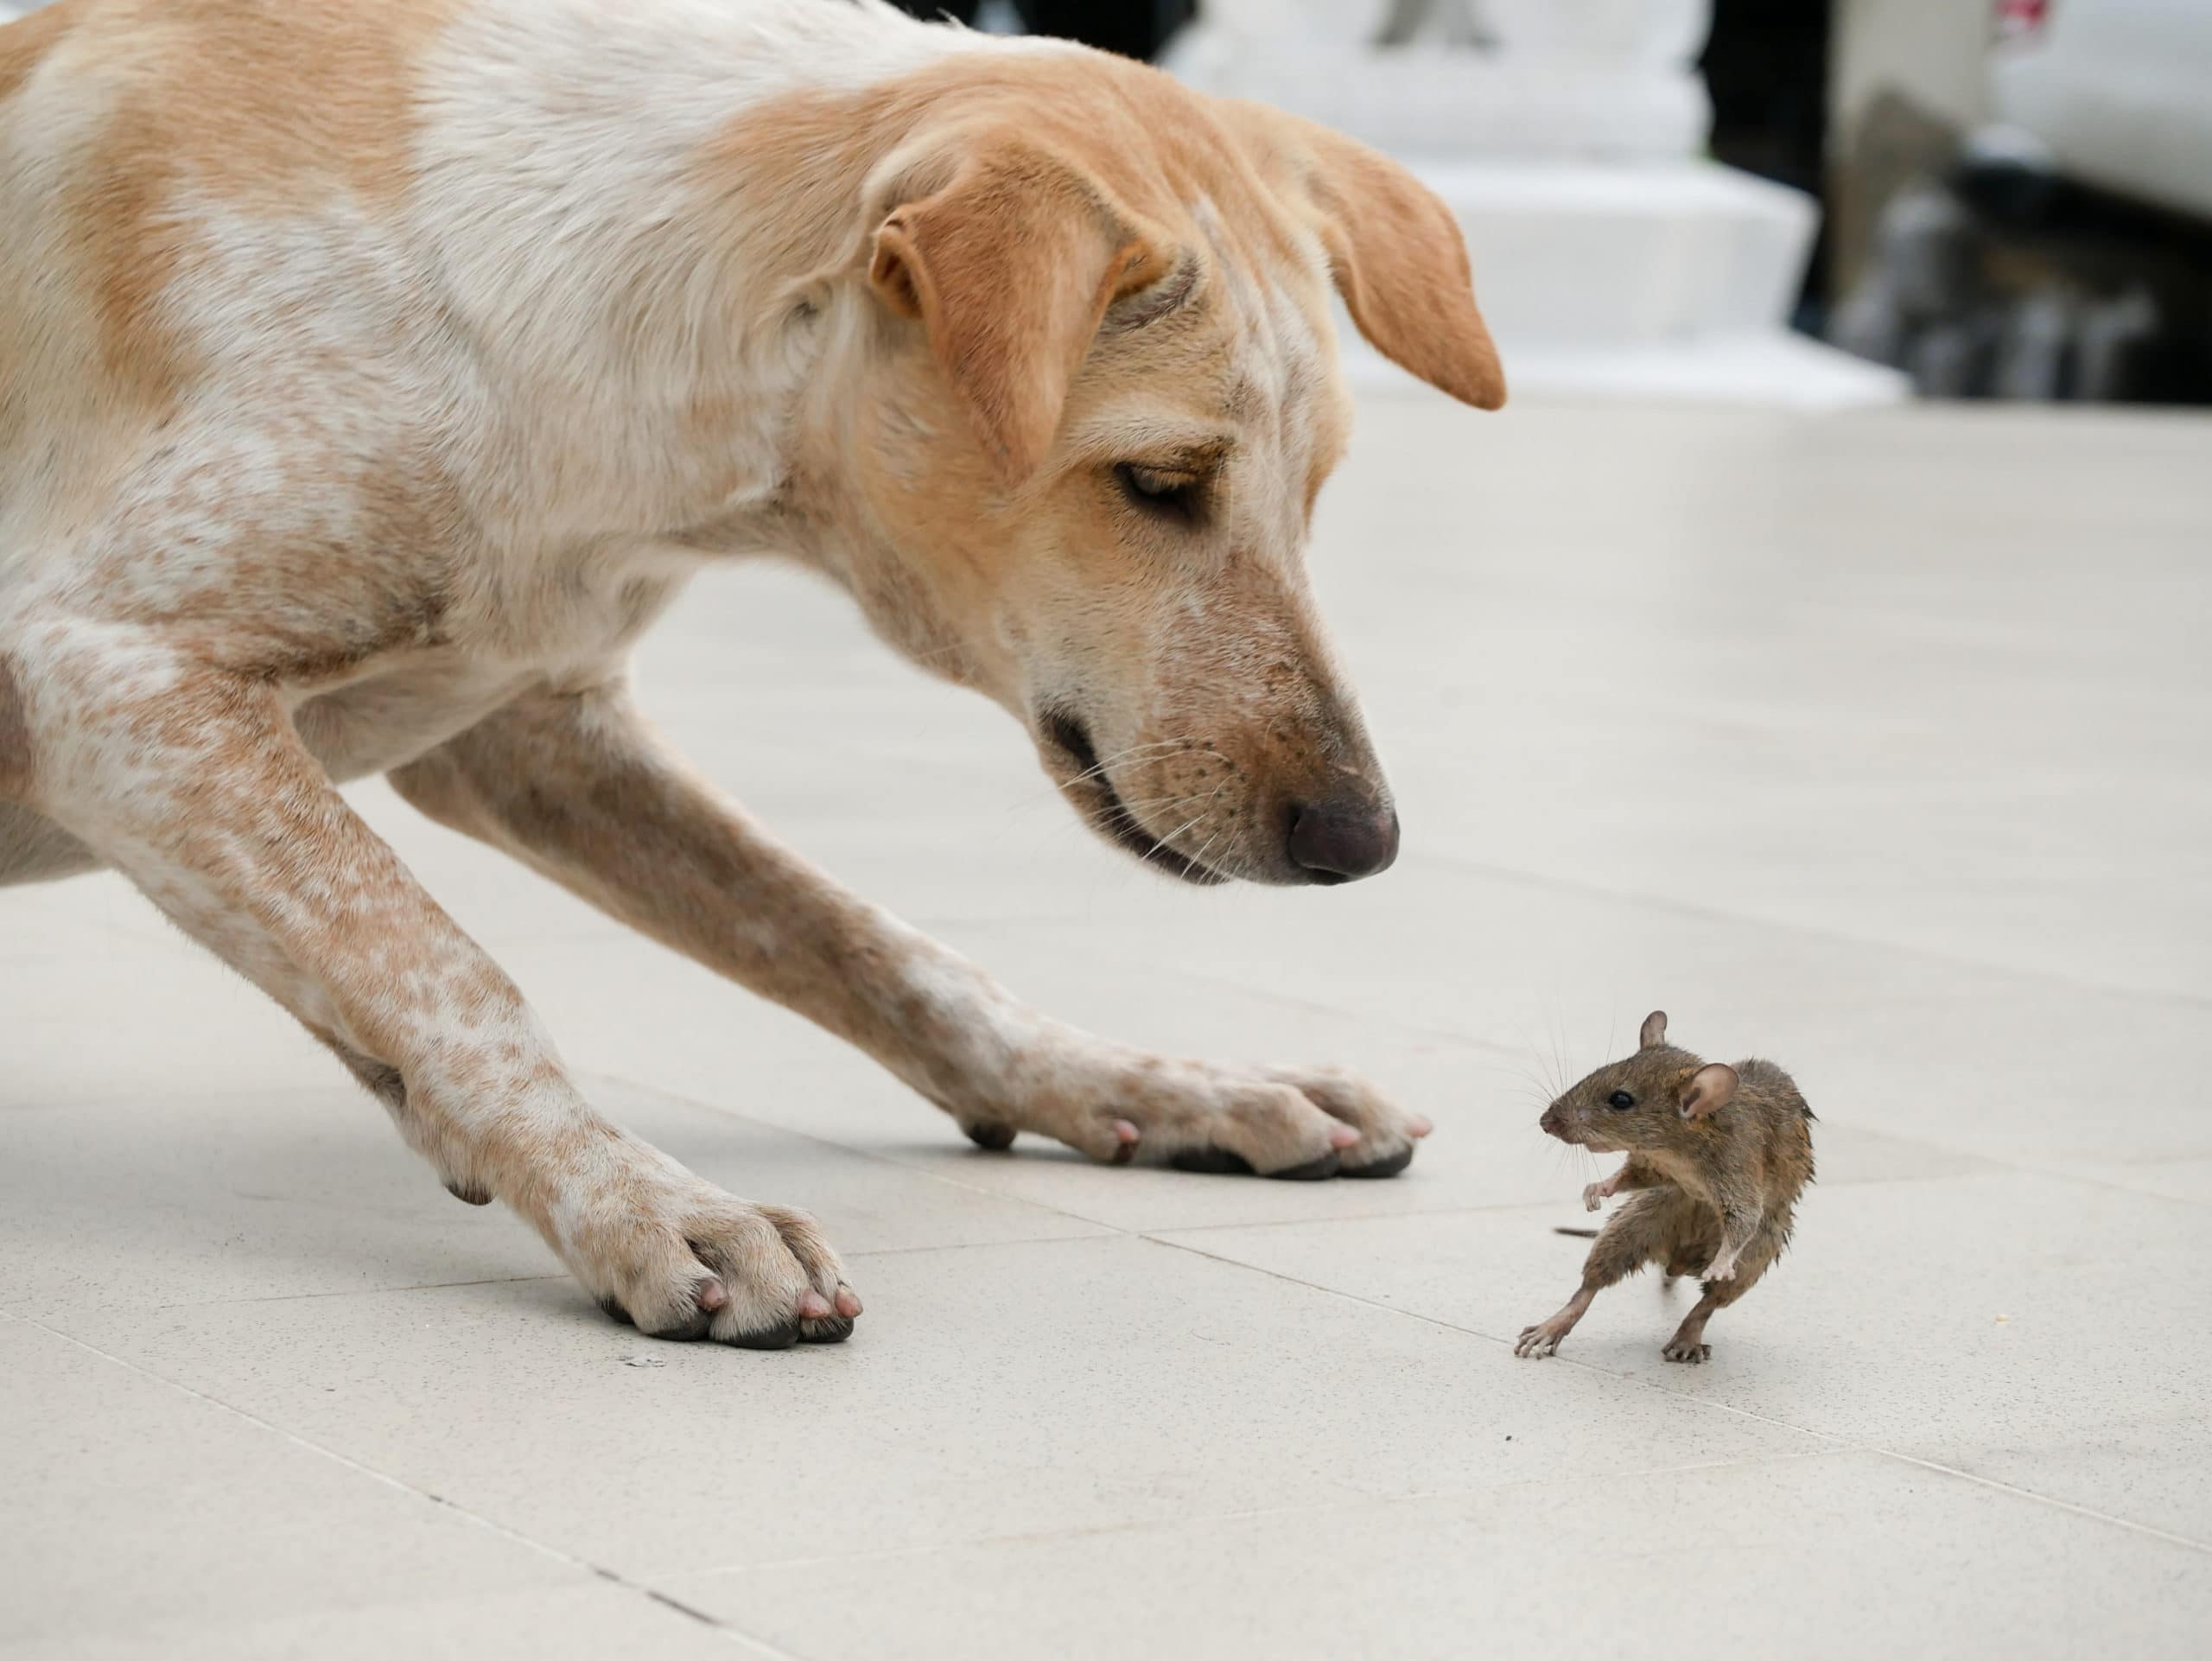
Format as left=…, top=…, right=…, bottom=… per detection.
left=1993, top=0, right=2212, bottom=221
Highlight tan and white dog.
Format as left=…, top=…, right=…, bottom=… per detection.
left=0, top=0, right=1503, bottom=1347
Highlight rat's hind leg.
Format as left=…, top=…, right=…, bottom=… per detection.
left=1661, top=1292, right=1723, bottom=1362
left=1662, top=1235, right=1780, bottom=1362
left=1516, top=1192, right=1674, bottom=1359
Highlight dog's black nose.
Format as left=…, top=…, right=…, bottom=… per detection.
left=1287, top=799, right=1400, bottom=883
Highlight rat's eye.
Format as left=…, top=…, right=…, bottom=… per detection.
left=1607, top=1090, right=1636, bottom=1111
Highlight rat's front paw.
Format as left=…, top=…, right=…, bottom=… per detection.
left=1515, top=1321, right=1566, bottom=1359
left=1581, top=1180, right=1609, bottom=1212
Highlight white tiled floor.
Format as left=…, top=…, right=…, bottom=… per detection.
left=4, top=397, right=2209, bottom=1659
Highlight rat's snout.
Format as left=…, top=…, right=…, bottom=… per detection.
left=1539, top=1104, right=1567, bottom=1139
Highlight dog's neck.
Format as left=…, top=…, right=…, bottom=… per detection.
left=412, top=4, right=1055, bottom=560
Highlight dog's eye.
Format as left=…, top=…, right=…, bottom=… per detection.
left=1607, top=1091, right=1636, bottom=1111
left=1115, top=462, right=1204, bottom=525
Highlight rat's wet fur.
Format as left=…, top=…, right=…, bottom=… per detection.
left=1516, top=1011, right=1815, bottom=1365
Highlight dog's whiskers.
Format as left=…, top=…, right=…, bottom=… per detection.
left=1059, top=738, right=1198, bottom=790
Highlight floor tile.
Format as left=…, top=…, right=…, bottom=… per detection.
left=0, top=1315, right=576, bottom=1649
left=665, top=1450, right=2212, bottom=1661
left=0, top=1582, right=779, bottom=1661
left=1153, top=1172, right=2212, bottom=1465
left=1902, top=1411, right=2212, bottom=1550
left=41, top=1236, right=1822, bottom=1581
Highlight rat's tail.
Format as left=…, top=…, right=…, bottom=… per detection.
left=1553, top=1226, right=1600, bottom=1238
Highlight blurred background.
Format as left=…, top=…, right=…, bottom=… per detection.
left=892, top=0, right=2212, bottom=408
left=10, top=0, right=2202, bottom=404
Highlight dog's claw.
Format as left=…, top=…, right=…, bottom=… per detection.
left=727, top=1317, right=802, bottom=1352
left=1344, top=1143, right=1414, bottom=1179
left=1170, top=1145, right=1253, bottom=1176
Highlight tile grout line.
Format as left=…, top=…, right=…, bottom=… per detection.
left=1136, top=1236, right=2212, bottom=1559
left=147, top=1273, right=563, bottom=1315
left=582, top=1070, right=1147, bottom=1238
left=1137, top=1232, right=1853, bottom=1448
left=2005, top=1160, right=2212, bottom=1210
left=0, top=1309, right=823, bottom=1661
left=133, top=1229, right=1117, bottom=1316
left=1870, top=1448, right=2212, bottom=1556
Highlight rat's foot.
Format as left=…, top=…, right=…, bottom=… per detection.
left=1662, top=1337, right=1713, bottom=1364
left=1516, top=1320, right=1571, bottom=1359
left=957, top=1049, right=1431, bottom=1180
left=1702, top=1252, right=1741, bottom=1284
left=1581, top=1179, right=1611, bottom=1212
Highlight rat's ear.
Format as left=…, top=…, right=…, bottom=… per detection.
left=1638, top=1011, right=1669, bottom=1050
left=867, top=135, right=1173, bottom=485
left=1679, top=1063, right=1738, bottom=1121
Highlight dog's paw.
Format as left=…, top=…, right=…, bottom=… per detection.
left=1662, top=1338, right=1713, bottom=1364
left=1033, top=1055, right=1430, bottom=1179
left=552, top=1155, right=861, bottom=1348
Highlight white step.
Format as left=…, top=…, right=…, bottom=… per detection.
left=1414, top=158, right=1816, bottom=344
left=1338, top=324, right=1910, bottom=410
left=1161, top=31, right=1710, bottom=162
left=1355, top=157, right=1910, bottom=408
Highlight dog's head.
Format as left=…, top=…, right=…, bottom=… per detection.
left=823, top=54, right=1503, bottom=886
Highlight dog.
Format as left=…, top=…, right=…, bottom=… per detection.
left=0, top=0, right=1504, bottom=1348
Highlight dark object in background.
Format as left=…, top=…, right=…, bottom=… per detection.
left=1700, top=0, right=1835, bottom=334
left=1829, top=99, right=2212, bottom=406
left=888, top=0, right=1194, bottom=62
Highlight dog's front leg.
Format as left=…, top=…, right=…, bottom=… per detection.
left=30, top=659, right=857, bottom=1346
left=393, top=686, right=1431, bottom=1179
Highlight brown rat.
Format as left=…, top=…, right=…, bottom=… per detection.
left=1515, top=1010, right=1814, bottom=1364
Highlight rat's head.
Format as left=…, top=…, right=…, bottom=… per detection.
left=823, top=57, right=1503, bottom=886
left=1538, top=1012, right=1741, bottom=1153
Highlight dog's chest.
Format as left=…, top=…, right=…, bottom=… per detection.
left=289, top=655, right=536, bottom=783
left=287, top=557, right=695, bottom=784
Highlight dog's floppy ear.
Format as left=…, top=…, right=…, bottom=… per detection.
left=1223, top=102, right=1505, bottom=411
left=868, top=138, right=1173, bottom=485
